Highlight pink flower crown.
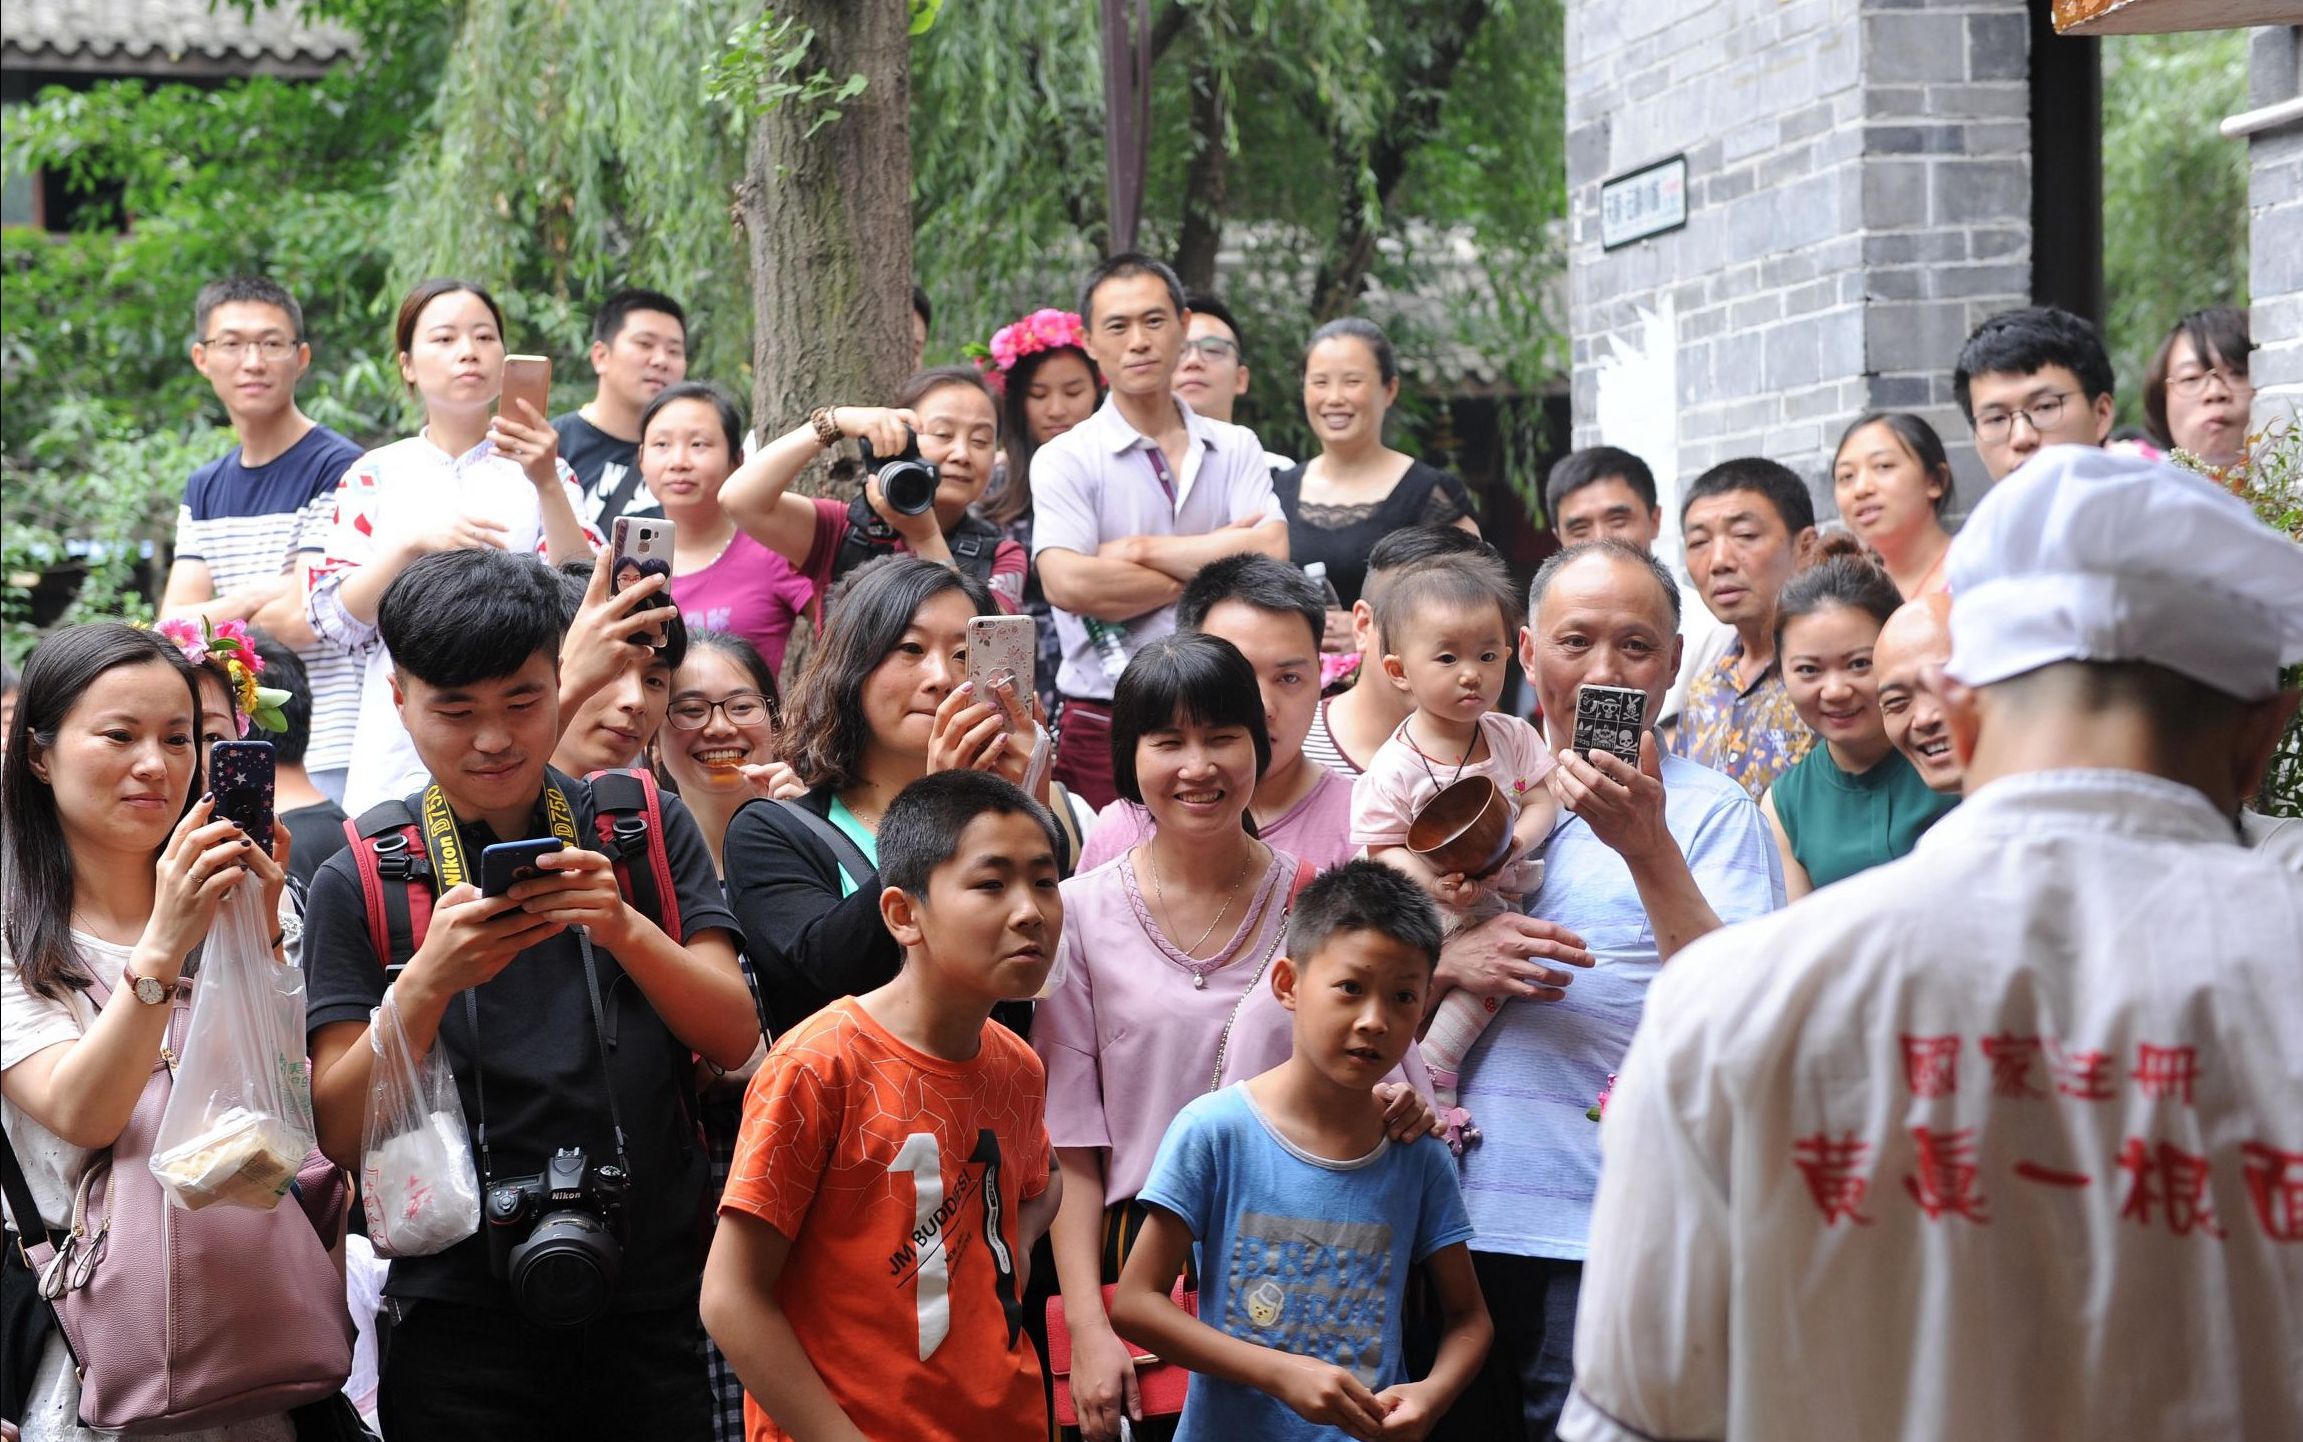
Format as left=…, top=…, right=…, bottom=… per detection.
left=966, top=308, right=1089, bottom=395
left=155, top=617, right=289, bottom=738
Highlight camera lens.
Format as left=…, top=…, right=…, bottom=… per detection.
left=879, top=456, right=940, bottom=516
left=507, top=1210, right=621, bottom=1329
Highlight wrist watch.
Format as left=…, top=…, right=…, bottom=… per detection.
left=125, top=969, right=169, bottom=1007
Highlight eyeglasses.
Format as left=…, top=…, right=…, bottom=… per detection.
left=200, top=337, right=299, bottom=363
left=1973, top=390, right=2074, bottom=443
left=666, top=692, right=773, bottom=730
left=2166, top=366, right=2250, bottom=399
left=1181, top=337, right=1240, bottom=362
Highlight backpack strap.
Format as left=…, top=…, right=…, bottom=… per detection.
left=345, top=801, right=432, bottom=978
left=774, top=797, right=877, bottom=893
left=586, top=768, right=682, bottom=944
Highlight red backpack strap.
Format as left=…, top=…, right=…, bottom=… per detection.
left=586, top=768, right=682, bottom=944
left=1289, top=857, right=1317, bottom=902
left=346, top=800, right=434, bottom=976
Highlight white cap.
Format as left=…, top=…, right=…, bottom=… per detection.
left=1946, top=444, right=2303, bottom=702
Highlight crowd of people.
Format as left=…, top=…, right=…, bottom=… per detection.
left=0, top=243, right=2296, bottom=1442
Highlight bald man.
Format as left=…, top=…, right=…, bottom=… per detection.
left=1872, top=593, right=1960, bottom=793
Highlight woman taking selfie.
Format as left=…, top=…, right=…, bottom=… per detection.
left=1761, top=543, right=1959, bottom=899
left=306, top=278, right=594, bottom=814
left=635, top=382, right=813, bottom=676
left=1828, top=412, right=1956, bottom=600
left=722, top=557, right=1040, bottom=1036
left=0, top=624, right=315, bottom=1441
left=1032, top=634, right=1433, bottom=1442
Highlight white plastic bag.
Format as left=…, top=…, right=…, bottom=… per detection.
left=149, top=883, right=315, bottom=1211
left=359, top=988, right=481, bottom=1257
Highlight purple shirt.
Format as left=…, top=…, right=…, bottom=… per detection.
left=1029, top=395, right=1282, bottom=701
left=1077, top=767, right=1357, bottom=874
left=670, top=528, right=813, bottom=675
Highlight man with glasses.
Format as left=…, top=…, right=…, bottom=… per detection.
left=162, top=275, right=366, bottom=801
left=1953, top=306, right=2116, bottom=482
left=1174, top=291, right=1294, bottom=470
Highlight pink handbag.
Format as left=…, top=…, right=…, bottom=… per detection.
left=21, top=973, right=353, bottom=1434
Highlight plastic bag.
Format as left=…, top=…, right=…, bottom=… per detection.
left=359, top=988, right=481, bottom=1257
left=149, top=883, right=316, bottom=1211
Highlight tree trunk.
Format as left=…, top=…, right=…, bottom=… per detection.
left=736, top=0, right=914, bottom=498
left=1310, top=0, right=1492, bottom=321
left=1172, top=44, right=1229, bottom=295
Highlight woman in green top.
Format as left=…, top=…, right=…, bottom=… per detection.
left=1760, top=538, right=1959, bottom=897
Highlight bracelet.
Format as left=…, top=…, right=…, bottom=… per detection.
left=808, top=406, right=844, bottom=448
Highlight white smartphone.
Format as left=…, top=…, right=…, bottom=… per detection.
left=966, top=614, right=1037, bottom=715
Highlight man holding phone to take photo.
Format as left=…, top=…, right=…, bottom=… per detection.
left=302, top=546, right=751, bottom=1440
left=1432, top=538, right=1784, bottom=1442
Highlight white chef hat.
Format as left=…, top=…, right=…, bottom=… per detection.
left=1946, top=444, right=2303, bottom=702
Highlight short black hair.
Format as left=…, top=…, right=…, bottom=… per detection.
left=2145, top=306, right=2252, bottom=449
left=912, top=284, right=932, bottom=332
left=249, top=632, right=313, bottom=766
left=1183, top=290, right=1243, bottom=348
left=1177, top=554, right=1324, bottom=654
left=591, top=288, right=687, bottom=347
left=1952, top=306, right=2114, bottom=424
left=1081, top=252, right=1186, bottom=326
left=1680, top=457, right=1817, bottom=535
left=1528, top=539, right=1683, bottom=631
left=1109, top=633, right=1271, bottom=808
left=1363, top=525, right=1498, bottom=605
left=552, top=559, right=689, bottom=672
left=1286, top=860, right=1442, bottom=974
left=879, top=770, right=1059, bottom=899
left=640, top=379, right=745, bottom=454
left=1373, top=553, right=1520, bottom=655
left=1546, top=446, right=1658, bottom=520
left=194, top=276, right=304, bottom=343
left=381, top=550, right=566, bottom=688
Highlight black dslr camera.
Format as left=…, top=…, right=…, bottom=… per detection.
left=857, top=426, right=940, bottom=519
left=484, top=1147, right=631, bottom=1328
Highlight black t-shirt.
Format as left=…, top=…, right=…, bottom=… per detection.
left=303, top=773, right=740, bottom=1312
left=282, top=798, right=350, bottom=893
left=1273, top=458, right=1476, bottom=609
left=551, top=411, right=649, bottom=527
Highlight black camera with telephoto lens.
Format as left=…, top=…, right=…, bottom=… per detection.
left=857, top=426, right=940, bottom=516
left=484, top=1146, right=630, bottom=1328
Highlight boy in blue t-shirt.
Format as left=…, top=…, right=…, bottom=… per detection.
left=1113, top=861, right=1492, bottom=1441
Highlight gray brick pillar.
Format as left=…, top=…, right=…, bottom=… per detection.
left=1565, top=0, right=2033, bottom=535
left=2249, top=26, right=2303, bottom=426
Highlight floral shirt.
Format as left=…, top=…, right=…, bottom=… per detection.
left=1668, top=636, right=1815, bottom=799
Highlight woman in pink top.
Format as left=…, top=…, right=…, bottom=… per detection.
left=1032, top=633, right=1433, bottom=1442
left=637, top=382, right=813, bottom=675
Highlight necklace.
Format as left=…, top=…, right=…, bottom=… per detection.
left=1148, top=838, right=1251, bottom=980
left=1403, top=718, right=1479, bottom=793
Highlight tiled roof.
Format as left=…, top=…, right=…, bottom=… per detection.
left=3, top=0, right=355, bottom=74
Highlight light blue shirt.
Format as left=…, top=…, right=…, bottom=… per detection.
left=1455, top=751, right=1783, bottom=1259
left=1141, top=1086, right=1474, bottom=1442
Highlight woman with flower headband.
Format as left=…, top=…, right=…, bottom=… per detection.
left=974, top=308, right=1102, bottom=715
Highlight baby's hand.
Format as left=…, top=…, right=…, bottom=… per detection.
left=1435, top=872, right=1486, bottom=907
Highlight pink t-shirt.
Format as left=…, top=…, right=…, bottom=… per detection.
left=1350, top=711, right=1557, bottom=850
left=1032, top=846, right=1428, bottom=1201
left=1075, top=766, right=1356, bottom=874
left=671, top=527, right=813, bottom=675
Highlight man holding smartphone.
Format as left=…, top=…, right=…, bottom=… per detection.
left=301, top=547, right=752, bottom=1439
left=1433, top=538, right=1784, bottom=1442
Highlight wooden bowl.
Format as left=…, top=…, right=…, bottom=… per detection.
left=1407, top=775, right=1515, bottom=879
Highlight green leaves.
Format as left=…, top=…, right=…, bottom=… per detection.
left=706, top=9, right=870, bottom=136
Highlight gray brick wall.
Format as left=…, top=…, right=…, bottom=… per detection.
left=1566, top=0, right=2033, bottom=521
left=2250, top=27, right=2303, bottom=428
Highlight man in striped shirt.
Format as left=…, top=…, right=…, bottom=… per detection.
left=161, top=276, right=365, bottom=802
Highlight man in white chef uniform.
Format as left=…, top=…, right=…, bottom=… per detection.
left=1562, top=444, right=2303, bottom=1442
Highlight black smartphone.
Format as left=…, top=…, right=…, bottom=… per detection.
left=1572, top=684, right=1648, bottom=770
left=208, top=740, right=276, bottom=854
left=480, top=837, right=565, bottom=898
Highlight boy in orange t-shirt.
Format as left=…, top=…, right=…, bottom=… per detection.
left=702, top=771, right=1065, bottom=1442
